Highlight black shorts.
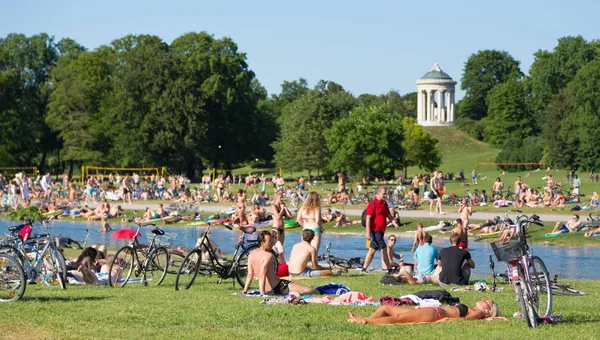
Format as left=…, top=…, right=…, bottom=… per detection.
left=412, top=188, right=420, bottom=195
left=273, top=279, right=291, bottom=295
left=123, top=188, right=130, bottom=194
left=370, top=231, right=386, bottom=250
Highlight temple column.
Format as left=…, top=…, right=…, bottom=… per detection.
left=417, top=89, right=423, bottom=123
left=439, top=90, right=445, bottom=122
left=449, top=90, right=454, bottom=122
left=426, top=89, right=432, bottom=122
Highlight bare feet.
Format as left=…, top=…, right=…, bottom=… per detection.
left=348, top=312, right=366, bottom=324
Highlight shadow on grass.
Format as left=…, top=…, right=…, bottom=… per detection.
left=21, top=296, right=107, bottom=302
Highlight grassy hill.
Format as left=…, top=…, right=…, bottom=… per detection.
left=413, top=126, right=500, bottom=176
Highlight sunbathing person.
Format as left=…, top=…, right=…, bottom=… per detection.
left=287, top=229, right=332, bottom=278
left=322, top=208, right=335, bottom=223
left=468, top=219, right=498, bottom=234
left=134, top=207, right=154, bottom=223
left=232, top=203, right=249, bottom=225
left=242, top=231, right=317, bottom=295
left=550, top=215, right=581, bottom=234
left=348, top=300, right=500, bottom=324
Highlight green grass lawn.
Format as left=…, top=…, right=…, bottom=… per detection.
left=2, top=271, right=598, bottom=339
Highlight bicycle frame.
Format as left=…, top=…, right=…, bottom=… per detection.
left=197, top=224, right=256, bottom=280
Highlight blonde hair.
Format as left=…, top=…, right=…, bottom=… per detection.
left=489, top=301, right=501, bottom=317
left=301, top=191, right=321, bottom=213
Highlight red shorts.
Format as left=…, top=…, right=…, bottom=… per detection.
left=459, top=241, right=467, bottom=249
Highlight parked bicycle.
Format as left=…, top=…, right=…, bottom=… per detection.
left=318, top=243, right=364, bottom=271
left=0, top=253, right=26, bottom=302
left=107, top=223, right=170, bottom=287
left=490, top=215, right=552, bottom=328
left=174, top=223, right=277, bottom=291
left=0, top=213, right=67, bottom=289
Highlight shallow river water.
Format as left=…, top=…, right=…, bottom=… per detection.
left=1, top=219, right=597, bottom=280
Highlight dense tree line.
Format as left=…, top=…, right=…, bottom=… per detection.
left=456, top=36, right=600, bottom=172
left=0, top=32, right=436, bottom=180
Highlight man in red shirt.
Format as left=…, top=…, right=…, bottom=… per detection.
left=361, top=187, right=399, bottom=274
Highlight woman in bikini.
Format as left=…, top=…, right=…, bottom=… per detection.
left=296, top=192, right=324, bottom=252
left=271, top=192, right=291, bottom=245
left=348, top=300, right=500, bottom=324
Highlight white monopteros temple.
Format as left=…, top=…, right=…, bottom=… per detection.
left=416, top=63, right=457, bottom=126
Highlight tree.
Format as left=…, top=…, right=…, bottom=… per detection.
left=0, top=33, right=58, bottom=168
left=46, top=47, right=112, bottom=167
left=562, top=59, right=600, bottom=171
left=401, top=117, right=441, bottom=174
left=272, top=83, right=356, bottom=176
left=527, top=36, right=597, bottom=116
left=169, top=32, right=268, bottom=175
left=272, top=91, right=332, bottom=175
left=544, top=91, right=577, bottom=169
left=325, top=104, right=405, bottom=178
left=458, top=50, right=522, bottom=121
left=482, top=79, right=534, bottom=148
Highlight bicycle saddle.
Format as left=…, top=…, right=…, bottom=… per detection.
left=238, top=225, right=256, bottom=234
left=151, top=227, right=165, bottom=236
left=8, top=222, right=31, bottom=232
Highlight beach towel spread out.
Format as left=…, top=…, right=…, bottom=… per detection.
left=258, top=291, right=378, bottom=306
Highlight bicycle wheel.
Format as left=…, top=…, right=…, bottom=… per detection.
left=0, top=254, right=26, bottom=302
left=167, top=251, right=185, bottom=275
left=108, top=246, right=135, bottom=287
left=517, top=263, right=538, bottom=328
left=290, top=195, right=299, bottom=208
left=143, top=247, right=169, bottom=286
left=175, top=249, right=202, bottom=291
left=40, top=246, right=67, bottom=289
left=234, top=246, right=278, bottom=288
left=506, top=193, right=515, bottom=201
left=530, top=256, right=552, bottom=317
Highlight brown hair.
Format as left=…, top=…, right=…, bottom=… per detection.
left=302, top=229, right=315, bottom=242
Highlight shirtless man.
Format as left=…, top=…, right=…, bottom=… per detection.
left=322, top=208, right=335, bottom=223
left=410, top=175, right=420, bottom=205
left=155, top=204, right=167, bottom=218
left=411, top=222, right=426, bottom=252
left=551, top=215, right=582, bottom=234
left=288, top=230, right=332, bottom=278
left=242, top=231, right=317, bottom=295
left=337, top=172, right=346, bottom=192
left=271, top=193, right=292, bottom=245
left=440, top=219, right=468, bottom=249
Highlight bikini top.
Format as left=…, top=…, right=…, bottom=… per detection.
left=454, top=303, right=469, bottom=318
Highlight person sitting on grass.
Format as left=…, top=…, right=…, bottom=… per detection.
left=590, top=191, right=599, bottom=207
left=242, top=231, right=318, bottom=295
left=382, top=234, right=402, bottom=271
left=288, top=229, right=333, bottom=278
left=348, top=300, right=500, bottom=324
left=322, top=208, right=335, bottom=223
left=550, top=215, right=582, bottom=234
left=438, top=233, right=475, bottom=286
left=551, top=192, right=566, bottom=208
left=134, top=207, right=154, bottom=223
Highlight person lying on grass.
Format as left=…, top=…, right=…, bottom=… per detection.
left=243, top=231, right=317, bottom=296
left=348, top=300, right=500, bottom=324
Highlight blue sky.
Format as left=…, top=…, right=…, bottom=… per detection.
left=1, top=0, right=598, bottom=98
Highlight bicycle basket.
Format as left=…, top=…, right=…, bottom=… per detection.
left=147, top=232, right=177, bottom=248
left=491, top=241, right=525, bottom=262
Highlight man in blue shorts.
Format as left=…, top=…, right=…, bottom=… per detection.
left=414, top=233, right=438, bottom=279
left=361, top=187, right=399, bottom=274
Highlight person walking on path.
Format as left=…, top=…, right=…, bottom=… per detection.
left=361, top=187, right=399, bottom=274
